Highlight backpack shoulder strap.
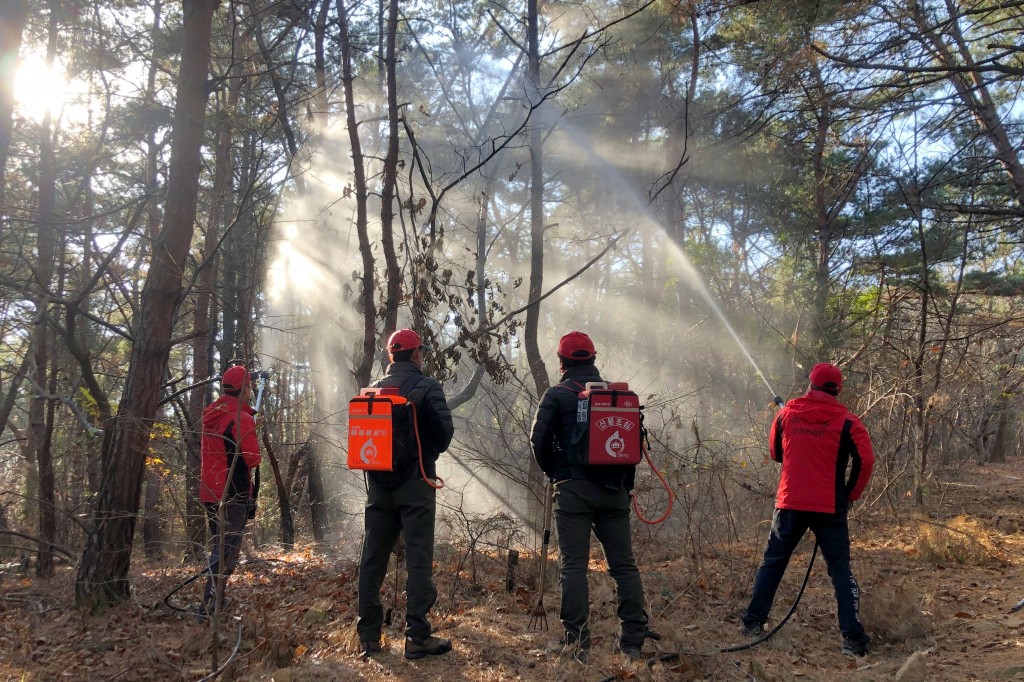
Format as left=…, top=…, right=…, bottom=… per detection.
left=555, top=380, right=585, bottom=394
left=368, top=373, right=424, bottom=397
left=398, top=373, right=425, bottom=399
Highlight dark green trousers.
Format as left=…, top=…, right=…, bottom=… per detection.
left=357, top=477, right=438, bottom=642
left=554, top=479, right=647, bottom=649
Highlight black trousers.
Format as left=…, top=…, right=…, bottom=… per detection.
left=203, top=501, right=249, bottom=605
left=743, top=508, right=868, bottom=643
left=357, top=477, right=438, bottom=643
left=554, top=479, right=648, bottom=649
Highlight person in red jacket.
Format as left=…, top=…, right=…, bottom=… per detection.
left=198, top=365, right=262, bottom=619
left=740, top=363, right=875, bottom=657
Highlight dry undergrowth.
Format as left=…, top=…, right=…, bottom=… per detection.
left=911, top=515, right=1009, bottom=567
left=860, top=579, right=931, bottom=643
left=5, top=461, right=1024, bottom=681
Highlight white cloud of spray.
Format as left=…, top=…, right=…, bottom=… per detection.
left=262, top=112, right=374, bottom=553
left=260, top=73, right=792, bottom=556
left=260, top=101, right=542, bottom=551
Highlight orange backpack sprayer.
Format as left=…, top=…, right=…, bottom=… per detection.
left=347, top=386, right=444, bottom=489
left=347, top=387, right=405, bottom=471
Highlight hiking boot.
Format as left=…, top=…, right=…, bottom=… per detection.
left=621, top=644, right=643, bottom=660
left=404, top=636, right=452, bottom=660
left=200, top=596, right=233, bottom=613
left=561, top=644, right=589, bottom=665
left=841, top=637, right=869, bottom=657
left=739, top=622, right=764, bottom=637
left=191, top=596, right=233, bottom=624
left=190, top=603, right=209, bottom=624
left=360, top=641, right=382, bottom=658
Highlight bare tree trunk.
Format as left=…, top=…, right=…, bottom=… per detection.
left=307, top=431, right=328, bottom=543
left=910, top=191, right=930, bottom=507
left=0, top=0, right=28, bottom=228
left=990, top=394, right=1010, bottom=464
left=137, top=0, right=166, bottom=565
left=0, top=354, right=31, bottom=444
left=29, top=1, right=60, bottom=579
left=221, top=115, right=253, bottom=364
left=35, top=360, right=58, bottom=578
left=337, top=0, right=376, bottom=388
left=261, top=429, right=293, bottom=548
left=245, top=0, right=304, bottom=196
left=76, top=0, right=217, bottom=610
left=811, top=63, right=832, bottom=354
left=313, top=0, right=330, bottom=121
left=524, top=0, right=549, bottom=397
left=142, top=466, right=163, bottom=558
left=379, top=0, right=401, bottom=335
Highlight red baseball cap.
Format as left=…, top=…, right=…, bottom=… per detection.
left=222, top=365, right=250, bottom=392
left=809, top=363, right=843, bottom=392
left=557, top=331, right=596, bottom=360
left=387, top=328, right=423, bottom=353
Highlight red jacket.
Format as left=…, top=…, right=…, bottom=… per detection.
left=770, top=389, right=874, bottom=514
left=200, top=395, right=261, bottom=503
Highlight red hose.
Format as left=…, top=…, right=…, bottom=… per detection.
left=631, top=440, right=673, bottom=525
left=411, top=405, right=444, bottom=490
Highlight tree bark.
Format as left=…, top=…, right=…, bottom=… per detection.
left=0, top=0, right=28, bottom=229
left=910, top=188, right=930, bottom=507
left=810, top=59, right=832, bottom=354
left=337, top=0, right=376, bottom=388
left=29, top=0, right=60, bottom=579
left=990, top=392, right=1010, bottom=463
left=261, top=429, right=293, bottom=548
left=0, top=354, right=31, bottom=444
left=76, top=0, right=217, bottom=610
left=307, top=442, right=328, bottom=543
left=380, top=0, right=401, bottom=335
left=186, top=19, right=240, bottom=560
left=524, top=0, right=549, bottom=397
left=142, top=466, right=163, bottom=559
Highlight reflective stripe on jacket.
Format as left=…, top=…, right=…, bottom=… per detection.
left=770, top=389, right=875, bottom=514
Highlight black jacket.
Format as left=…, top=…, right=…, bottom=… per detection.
left=370, top=361, right=454, bottom=485
left=530, top=365, right=636, bottom=490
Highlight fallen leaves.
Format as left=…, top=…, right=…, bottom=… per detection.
left=4, top=460, right=1024, bottom=680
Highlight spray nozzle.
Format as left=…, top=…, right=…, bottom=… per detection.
left=253, top=368, right=273, bottom=414
left=773, top=396, right=785, bottom=407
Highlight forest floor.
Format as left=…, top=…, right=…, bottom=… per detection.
left=2, top=457, right=1024, bottom=682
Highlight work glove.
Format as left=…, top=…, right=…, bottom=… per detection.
left=247, top=499, right=257, bottom=519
